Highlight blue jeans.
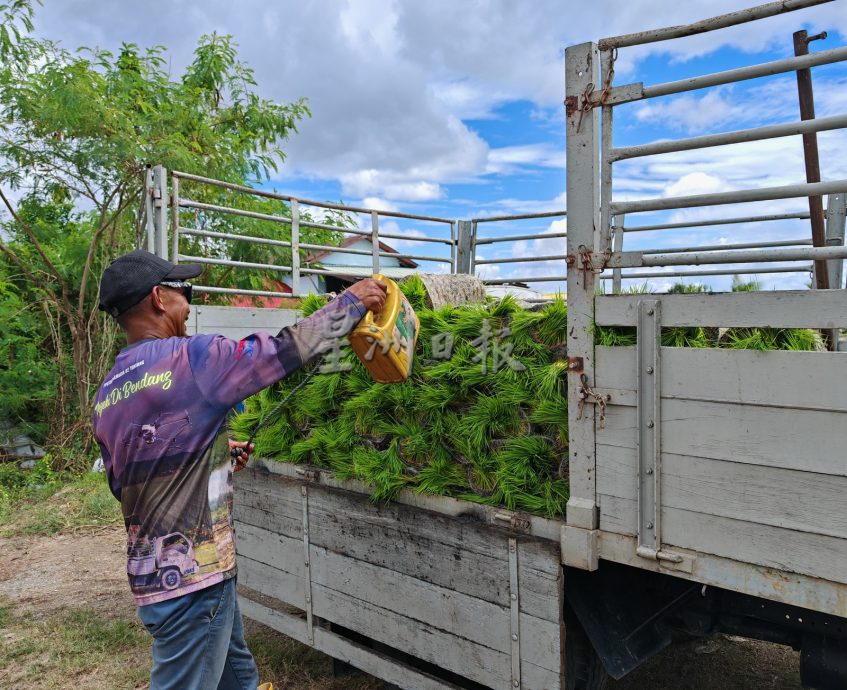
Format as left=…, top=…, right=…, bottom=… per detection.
left=138, top=575, right=260, bottom=690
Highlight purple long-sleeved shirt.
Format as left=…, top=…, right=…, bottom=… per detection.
left=92, top=292, right=365, bottom=606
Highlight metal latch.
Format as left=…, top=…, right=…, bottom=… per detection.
left=494, top=512, right=531, bottom=532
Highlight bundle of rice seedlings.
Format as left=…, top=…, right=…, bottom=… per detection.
left=595, top=281, right=821, bottom=351
left=230, top=282, right=570, bottom=516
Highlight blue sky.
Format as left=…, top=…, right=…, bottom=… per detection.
left=30, top=0, right=847, bottom=293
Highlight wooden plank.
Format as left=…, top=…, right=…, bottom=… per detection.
left=235, top=523, right=304, bottom=577
left=596, top=290, right=847, bottom=328
left=233, top=471, right=562, bottom=623
left=311, top=580, right=562, bottom=690
left=596, top=531, right=847, bottom=619
left=193, top=305, right=299, bottom=339
left=597, top=445, right=847, bottom=538
left=261, top=459, right=564, bottom=542
left=307, top=542, right=562, bottom=674
left=237, top=554, right=305, bottom=607
left=597, top=400, right=847, bottom=477
left=596, top=495, right=847, bottom=585
left=596, top=346, right=847, bottom=412
left=239, top=597, right=466, bottom=690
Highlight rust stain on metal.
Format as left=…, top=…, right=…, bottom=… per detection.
left=565, top=95, right=578, bottom=118
left=567, top=356, right=584, bottom=373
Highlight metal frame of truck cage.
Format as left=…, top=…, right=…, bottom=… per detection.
left=145, top=175, right=840, bottom=295
left=562, top=0, right=847, bottom=600
left=163, top=170, right=457, bottom=299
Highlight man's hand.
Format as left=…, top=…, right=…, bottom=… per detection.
left=229, top=440, right=255, bottom=472
left=347, top=278, right=388, bottom=313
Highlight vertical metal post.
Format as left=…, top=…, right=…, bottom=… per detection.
left=507, top=538, right=522, bottom=690
left=470, top=220, right=478, bottom=275
left=170, top=174, right=180, bottom=263
left=793, top=30, right=830, bottom=291
left=144, top=167, right=155, bottom=254
left=825, top=193, right=846, bottom=346
left=636, top=300, right=661, bottom=559
left=456, top=220, right=474, bottom=274
left=370, top=211, right=380, bottom=274
left=291, top=199, right=301, bottom=296
left=152, top=165, right=169, bottom=260
left=826, top=193, right=846, bottom=289
left=564, top=41, right=601, bottom=532
left=598, top=49, right=616, bottom=256
left=450, top=221, right=457, bottom=274
left=612, top=215, right=625, bottom=294
left=301, top=485, right=315, bottom=645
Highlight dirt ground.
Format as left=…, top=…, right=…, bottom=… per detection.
left=0, top=525, right=804, bottom=689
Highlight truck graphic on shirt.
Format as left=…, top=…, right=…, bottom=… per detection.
left=126, top=532, right=199, bottom=591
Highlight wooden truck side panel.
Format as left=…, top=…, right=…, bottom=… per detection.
left=233, top=466, right=566, bottom=690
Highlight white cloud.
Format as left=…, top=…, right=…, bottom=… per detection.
left=664, top=171, right=731, bottom=197
left=26, top=0, right=846, bottom=212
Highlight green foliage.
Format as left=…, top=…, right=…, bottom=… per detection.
left=231, top=291, right=571, bottom=517
left=0, top=1, right=315, bottom=456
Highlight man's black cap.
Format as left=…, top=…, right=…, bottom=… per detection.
left=98, top=250, right=202, bottom=318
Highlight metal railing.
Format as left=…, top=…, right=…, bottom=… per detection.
left=152, top=170, right=456, bottom=300
left=560, top=0, right=847, bottom=565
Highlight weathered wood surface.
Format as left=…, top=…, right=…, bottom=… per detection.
left=597, top=400, right=847, bottom=477
left=235, top=473, right=561, bottom=623
left=234, top=469, right=565, bottom=690
left=239, top=595, right=465, bottom=690
left=592, top=337, right=847, bottom=592
left=595, top=530, right=847, bottom=619
left=596, top=346, right=847, bottom=412
left=596, top=445, right=847, bottom=538
left=191, top=305, right=299, bottom=339
left=596, top=290, right=847, bottom=328
left=597, top=494, right=847, bottom=586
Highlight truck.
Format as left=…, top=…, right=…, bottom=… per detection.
left=143, top=2, right=847, bottom=687
left=127, top=532, right=199, bottom=591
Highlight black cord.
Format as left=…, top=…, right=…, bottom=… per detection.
left=231, top=354, right=326, bottom=462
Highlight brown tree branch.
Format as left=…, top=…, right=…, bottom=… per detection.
left=0, top=186, right=75, bottom=332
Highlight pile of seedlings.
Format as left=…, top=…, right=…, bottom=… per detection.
left=230, top=277, right=824, bottom=517
left=229, top=275, right=571, bottom=516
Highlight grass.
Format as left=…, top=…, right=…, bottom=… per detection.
left=0, top=602, right=150, bottom=689
left=0, top=469, right=121, bottom=538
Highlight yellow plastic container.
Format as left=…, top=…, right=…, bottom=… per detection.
left=349, top=274, right=419, bottom=383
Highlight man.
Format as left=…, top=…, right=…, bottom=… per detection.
left=92, top=250, right=386, bottom=690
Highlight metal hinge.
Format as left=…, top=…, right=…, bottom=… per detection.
left=494, top=512, right=531, bottom=533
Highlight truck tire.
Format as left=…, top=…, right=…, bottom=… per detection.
left=160, top=567, right=181, bottom=591
left=565, top=602, right=609, bottom=690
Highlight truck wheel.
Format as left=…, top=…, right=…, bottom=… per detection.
left=565, top=602, right=609, bottom=690
left=160, top=567, right=181, bottom=591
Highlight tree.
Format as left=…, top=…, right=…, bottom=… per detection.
left=0, top=0, right=312, bottom=464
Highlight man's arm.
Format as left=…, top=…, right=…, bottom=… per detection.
left=188, top=280, right=386, bottom=409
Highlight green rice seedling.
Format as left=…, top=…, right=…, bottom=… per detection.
left=668, top=282, right=708, bottom=293
left=399, top=274, right=429, bottom=312
left=533, top=297, right=568, bottom=347
left=529, top=397, right=568, bottom=446
left=531, top=361, right=568, bottom=400
left=595, top=325, right=637, bottom=347
left=414, top=449, right=470, bottom=495
left=731, top=277, right=762, bottom=292
left=662, top=327, right=709, bottom=348
left=299, top=293, right=329, bottom=316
